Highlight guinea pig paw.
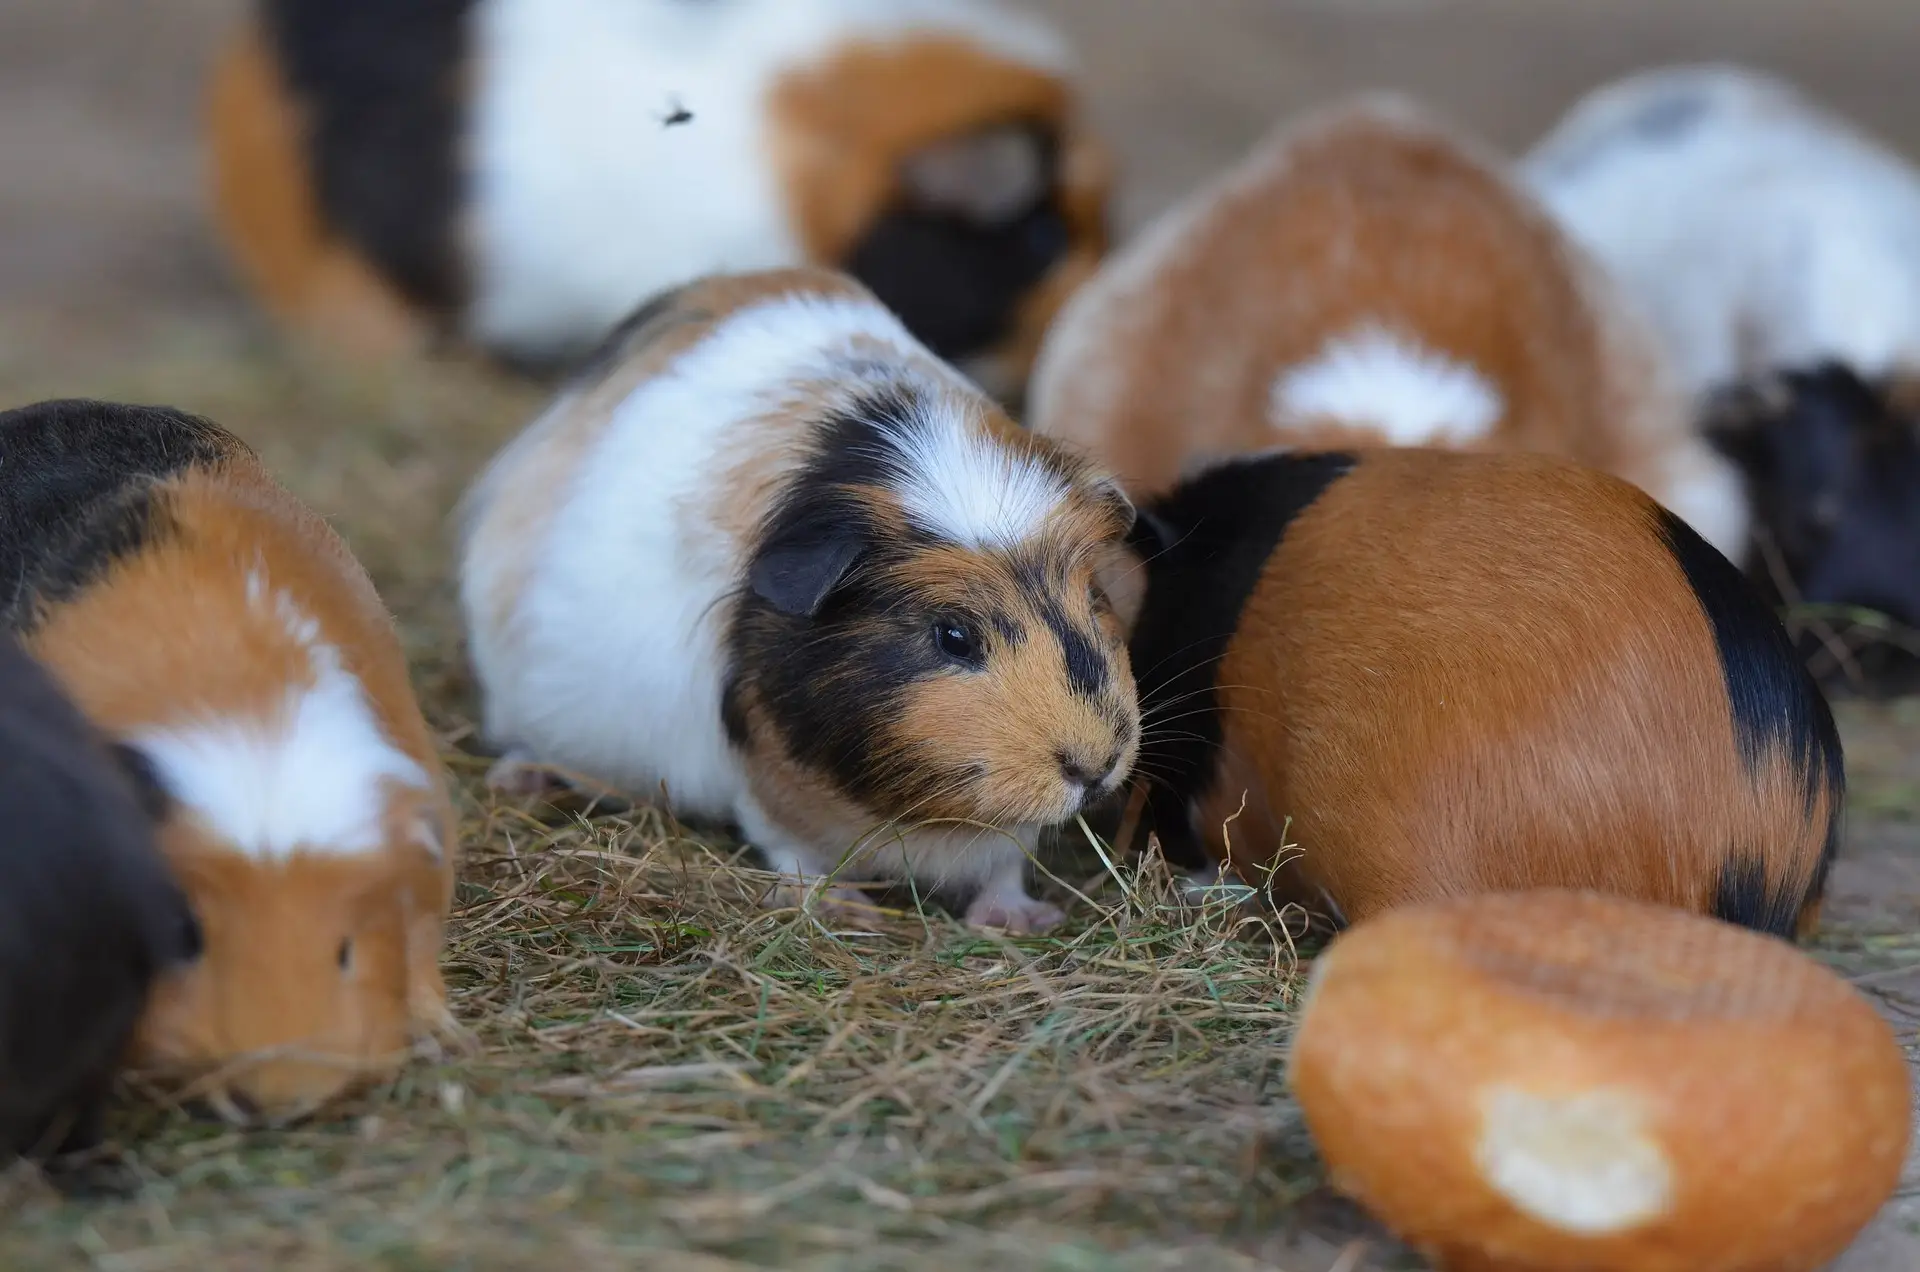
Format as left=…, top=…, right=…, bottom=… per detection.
left=483, top=750, right=568, bottom=798
left=964, top=893, right=1067, bottom=935
left=764, top=880, right=883, bottom=928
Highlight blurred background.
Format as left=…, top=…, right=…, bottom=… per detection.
left=7, top=0, right=1920, bottom=373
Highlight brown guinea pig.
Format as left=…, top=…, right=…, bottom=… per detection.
left=206, top=0, right=1111, bottom=403
left=1125, top=446, right=1842, bottom=939
left=0, top=399, right=459, bottom=1123
left=1028, top=92, right=1751, bottom=569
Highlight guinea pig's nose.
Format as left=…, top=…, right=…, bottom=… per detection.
left=1058, top=752, right=1123, bottom=791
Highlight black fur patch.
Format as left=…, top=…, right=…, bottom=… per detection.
left=0, top=634, right=198, bottom=1163
left=1128, top=453, right=1358, bottom=870
left=260, top=0, right=473, bottom=315
left=844, top=122, right=1073, bottom=363
left=0, top=400, right=242, bottom=631
left=1654, top=507, right=1846, bottom=935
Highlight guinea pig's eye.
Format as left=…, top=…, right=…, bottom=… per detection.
left=932, top=618, right=982, bottom=665
left=337, top=938, right=354, bottom=973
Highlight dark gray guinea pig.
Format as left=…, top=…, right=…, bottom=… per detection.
left=1703, top=361, right=1920, bottom=691
left=0, top=633, right=197, bottom=1185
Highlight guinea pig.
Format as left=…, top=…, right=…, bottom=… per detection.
left=1025, top=92, right=1750, bottom=569
left=1521, top=65, right=1920, bottom=664
left=1699, top=362, right=1920, bottom=672
left=0, top=399, right=459, bottom=1124
left=0, top=633, right=197, bottom=1175
left=457, top=266, right=1139, bottom=934
left=1520, top=62, right=1920, bottom=397
left=1125, top=446, right=1842, bottom=940
left=206, top=0, right=1111, bottom=403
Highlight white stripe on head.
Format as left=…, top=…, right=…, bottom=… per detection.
left=133, top=588, right=428, bottom=861
left=1270, top=323, right=1504, bottom=445
left=875, top=395, right=1071, bottom=550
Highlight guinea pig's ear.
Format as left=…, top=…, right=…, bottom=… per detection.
left=749, top=532, right=869, bottom=618
left=107, top=740, right=172, bottom=822
left=899, top=123, right=1051, bottom=226
left=1088, top=474, right=1138, bottom=538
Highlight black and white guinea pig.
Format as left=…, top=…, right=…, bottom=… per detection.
left=1523, top=65, right=1920, bottom=666
left=1521, top=62, right=1920, bottom=397
left=1, top=399, right=459, bottom=1124
left=207, top=0, right=1112, bottom=403
left=0, top=632, right=196, bottom=1176
left=457, top=266, right=1140, bottom=934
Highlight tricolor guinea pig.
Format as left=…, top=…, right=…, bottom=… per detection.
left=457, top=267, right=1139, bottom=933
left=0, top=634, right=197, bottom=1174
left=1026, top=92, right=1749, bottom=569
left=1126, top=446, right=1842, bottom=939
left=0, top=399, right=459, bottom=1123
left=1522, top=65, right=1920, bottom=652
left=207, top=0, right=1111, bottom=402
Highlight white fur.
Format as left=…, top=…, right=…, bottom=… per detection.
left=879, top=398, right=1069, bottom=548
left=133, top=589, right=428, bottom=861
left=459, top=283, right=1080, bottom=923
left=1270, top=324, right=1504, bottom=443
left=1522, top=63, right=1920, bottom=394
left=466, top=0, right=1071, bottom=361
left=1475, top=1086, right=1675, bottom=1235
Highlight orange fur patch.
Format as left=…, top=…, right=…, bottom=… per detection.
left=205, top=22, right=428, bottom=358
left=1187, top=450, right=1829, bottom=929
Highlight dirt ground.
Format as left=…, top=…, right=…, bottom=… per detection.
left=3, top=1, right=1919, bottom=1268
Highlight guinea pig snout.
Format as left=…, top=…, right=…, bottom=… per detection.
left=1056, top=746, right=1128, bottom=800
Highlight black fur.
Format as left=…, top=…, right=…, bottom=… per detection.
left=1654, top=506, right=1846, bottom=936
left=1127, top=453, right=1358, bottom=871
left=845, top=121, right=1075, bottom=364
left=1703, top=363, right=1920, bottom=685
left=0, top=400, right=245, bottom=632
left=260, top=0, right=473, bottom=315
left=730, top=384, right=1124, bottom=813
left=0, top=634, right=198, bottom=1171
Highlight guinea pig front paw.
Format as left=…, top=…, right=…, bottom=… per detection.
left=482, top=748, right=569, bottom=797
left=964, top=892, right=1067, bottom=935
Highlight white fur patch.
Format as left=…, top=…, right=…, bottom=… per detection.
left=1270, top=325, right=1504, bottom=444
left=467, top=0, right=1071, bottom=361
left=134, top=592, right=427, bottom=861
left=1475, top=1086, right=1674, bottom=1235
left=879, top=401, right=1068, bottom=549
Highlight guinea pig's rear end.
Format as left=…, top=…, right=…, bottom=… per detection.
left=0, top=399, right=458, bottom=1125
left=1128, top=447, right=1840, bottom=938
left=0, top=634, right=195, bottom=1172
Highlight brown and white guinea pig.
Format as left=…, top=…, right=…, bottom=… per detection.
left=0, top=399, right=459, bottom=1124
left=1125, top=446, right=1842, bottom=940
left=457, top=267, right=1138, bottom=934
left=0, top=633, right=197, bottom=1178
left=1026, top=93, right=1751, bottom=573
left=206, top=0, right=1111, bottom=402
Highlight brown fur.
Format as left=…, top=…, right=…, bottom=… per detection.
left=1029, top=95, right=1690, bottom=505
left=205, top=23, right=428, bottom=359
left=1178, top=450, right=1829, bottom=933
left=768, top=36, right=1111, bottom=393
left=24, top=451, right=457, bottom=1118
